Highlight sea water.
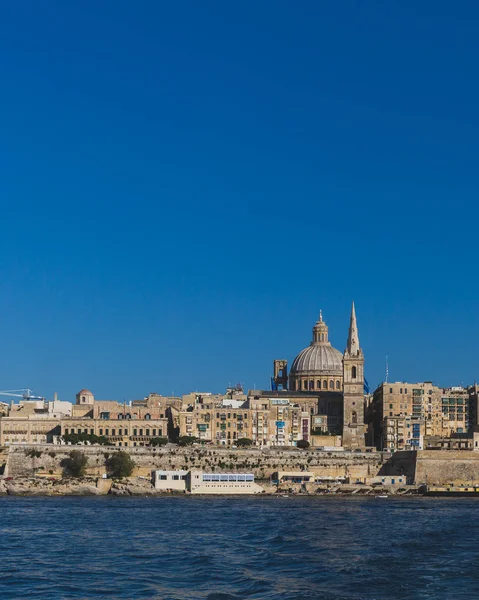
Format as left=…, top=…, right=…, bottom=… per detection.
left=0, top=496, right=478, bottom=599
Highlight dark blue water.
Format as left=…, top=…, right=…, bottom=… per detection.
left=0, top=496, right=478, bottom=599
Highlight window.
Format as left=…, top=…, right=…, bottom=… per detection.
left=112, top=429, right=116, bottom=436
left=133, top=429, right=137, bottom=436
left=323, top=380, right=327, bottom=389
left=99, top=429, right=103, bottom=435
left=303, top=381, right=308, bottom=390
left=330, top=380, right=334, bottom=389
left=146, top=429, right=150, bottom=436
left=160, top=475, right=167, bottom=480
left=317, top=380, right=321, bottom=389
left=309, top=380, right=314, bottom=390
left=139, top=429, right=143, bottom=435
left=389, top=388, right=393, bottom=394
left=153, top=429, right=157, bottom=436
left=145, top=414, right=151, bottom=420
left=400, top=388, right=403, bottom=394
left=352, top=366, right=357, bottom=379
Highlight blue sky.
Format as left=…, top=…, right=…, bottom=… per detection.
left=1, top=1, right=478, bottom=401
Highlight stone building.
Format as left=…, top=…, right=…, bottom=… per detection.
left=60, top=390, right=169, bottom=447
left=175, top=303, right=368, bottom=449
left=368, top=381, right=477, bottom=451
left=174, top=390, right=314, bottom=447
left=0, top=398, right=71, bottom=445
left=269, top=302, right=367, bottom=448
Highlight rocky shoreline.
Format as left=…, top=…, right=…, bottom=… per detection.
left=0, top=476, right=420, bottom=497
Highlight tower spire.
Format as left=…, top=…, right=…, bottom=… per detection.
left=346, top=301, right=360, bottom=356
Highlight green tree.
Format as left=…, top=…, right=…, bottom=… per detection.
left=296, top=439, right=310, bottom=449
left=150, top=437, right=168, bottom=447
left=236, top=438, right=253, bottom=447
left=62, top=432, right=110, bottom=446
left=61, top=450, right=88, bottom=477
left=105, top=451, right=135, bottom=478
left=177, top=435, right=198, bottom=446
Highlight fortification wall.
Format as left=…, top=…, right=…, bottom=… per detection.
left=414, top=450, right=479, bottom=485
left=381, top=450, right=479, bottom=485
left=5, top=444, right=387, bottom=481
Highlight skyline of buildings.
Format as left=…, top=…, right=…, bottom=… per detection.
left=2, top=302, right=479, bottom=452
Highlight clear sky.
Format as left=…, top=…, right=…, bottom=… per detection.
left=1, top=1, right=478, bottom=401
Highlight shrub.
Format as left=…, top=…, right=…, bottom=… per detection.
left=60, top=450, right=88, bottom=478
left=236, top=438, right=253, bottom=447
left=48, top=451, right=56, bottom=458
left=177, top=435, right=198, bottom=447
left=150, top=437, right=168, bottom=447
left=296, top=440, right=310, bottom=449
left=26, top=449, right=42, bottom=459
left=105, top=451, right=135, bottom=478
left=62, top=432, right=110, bottom=446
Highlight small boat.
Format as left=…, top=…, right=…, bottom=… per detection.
left=377, top=494, right=388, bottom=499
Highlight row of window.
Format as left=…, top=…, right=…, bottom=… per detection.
left=99, top=413, right=165, bottom=420
left=291, top=379, right=342, bottom=391
left=64, top=427, right=163, bottom=437
left=216, top=413, right=248, bottom=419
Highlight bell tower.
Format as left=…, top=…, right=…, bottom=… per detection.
left=342, top=302, right=365, bottom=448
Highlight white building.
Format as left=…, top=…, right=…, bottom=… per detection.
left=153, top=469, right=264, bottom=494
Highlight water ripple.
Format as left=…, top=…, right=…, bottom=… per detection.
left=1, top=496, right=479, bottom=599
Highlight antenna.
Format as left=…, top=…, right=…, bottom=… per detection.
left=385, top=355, right=389, bottom=384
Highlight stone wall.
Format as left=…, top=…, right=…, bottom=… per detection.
left=5, top=444, right=387, bottom=481
left=381, top=450, right=479, bottom=485
left=415, top=450, right=479, bottom=485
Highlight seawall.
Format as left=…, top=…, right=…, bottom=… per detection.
left=5, top=444, right=387, bottom=481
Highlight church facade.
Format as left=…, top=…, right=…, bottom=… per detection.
left=271, top=303, right=366, bottom=449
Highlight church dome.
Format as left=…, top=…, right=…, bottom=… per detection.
left=290, top=343, right=343, bottom=375
left=289, top=311, right=344, bottom=392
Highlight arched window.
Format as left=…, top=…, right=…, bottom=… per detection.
left=323, top=380, right=327, bottom=389
left=352, top=411, right=357, bottom=424
left=352, top=366, right=357, bottom=379
left=316, top=380, right=321, bottom=389
left=145, top=414, right=151, bottom=420
left=336, top=380, right=340, bottom=390
left=303, top=380, right=308, bottom=390
left=330, top=380, right=334, bottom=389
left=309, top=380, right=314, bottom=390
